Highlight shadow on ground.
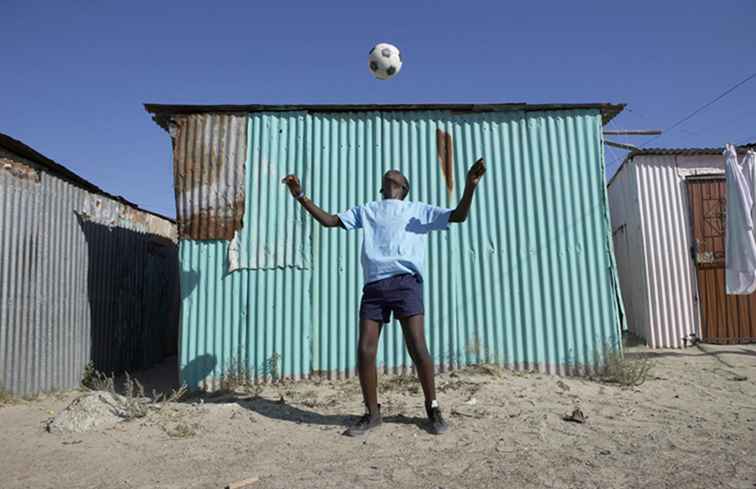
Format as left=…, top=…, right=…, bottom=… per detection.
left=184, top=392, right=432, bottom=433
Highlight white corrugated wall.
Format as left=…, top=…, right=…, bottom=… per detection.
left=607, top=160, right=651, bottom=342
left=608, top=153, right=724, bottom=348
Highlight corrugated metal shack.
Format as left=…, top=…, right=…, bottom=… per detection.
left=146, top=102, right=627, bottom=389
left=608, top=144, right=756, bottom=348
left=0, top=133, right=180, bottom=395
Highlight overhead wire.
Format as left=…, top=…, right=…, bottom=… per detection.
left=604, top=71, right=756, bottom=177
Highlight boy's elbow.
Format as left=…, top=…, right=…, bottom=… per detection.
left=449, top=210, right=466, bottom=223
left=325, top=215, right=342, bottom=228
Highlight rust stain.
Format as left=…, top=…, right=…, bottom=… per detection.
left=79, top=196, right=178, bottom=241
left=1, top=157, right=41, bottom=182
left=172, top=114, right=247, bottom=241
left=436, top=129, right=454, bottom=194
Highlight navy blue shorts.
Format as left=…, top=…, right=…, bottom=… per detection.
left=360, top=273, right=424, bottom=324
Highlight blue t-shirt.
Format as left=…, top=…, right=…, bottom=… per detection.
left=337, top=199, right=454, bottom=284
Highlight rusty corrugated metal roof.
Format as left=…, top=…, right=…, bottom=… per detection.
left=0, top=132, right=175, bottom=223
left=145, top=102, right=625, bottom=129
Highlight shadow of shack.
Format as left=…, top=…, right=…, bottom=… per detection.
left=78, top=217, right=179, bottom=374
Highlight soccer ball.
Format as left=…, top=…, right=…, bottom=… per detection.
left=368, top=42, right=402, bottom=80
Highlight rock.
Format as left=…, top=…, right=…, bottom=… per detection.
left=562, top=407, right=587, bottom=424
left=46, top=392, right=130, bottom=433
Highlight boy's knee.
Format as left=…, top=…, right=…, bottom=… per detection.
left=358, top=342, right=378, bottom=359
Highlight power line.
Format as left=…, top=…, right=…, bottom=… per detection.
left=605, top=72, right=756, bottom=175
left=640, top=71, right=756, bottom=148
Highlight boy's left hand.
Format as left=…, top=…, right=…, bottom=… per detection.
left=467, top=158, right=486, bottom=187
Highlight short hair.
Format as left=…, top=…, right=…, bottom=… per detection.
left=385, top=170, right=410, bottom=199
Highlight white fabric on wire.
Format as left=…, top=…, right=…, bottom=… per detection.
left=724, top=144, right=756, bottom=294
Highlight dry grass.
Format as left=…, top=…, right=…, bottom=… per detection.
left=120, top=372, right=148, bottom=419
left=81, top=362, right=114, bottom=392
left=81, top=363, right=190, bottom=419
left=150, top=385, right=189, bottom=405
left=0, top=385, right=16, bottom=406
left=162, top=421, right=199, bottom=438
left=595, top=348, right=653, bottom=387
left=460, top=363, right=506, bottom=378
left=380, top=374, right=420, bottom=394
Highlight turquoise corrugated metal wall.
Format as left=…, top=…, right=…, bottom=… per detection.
left=178, top=108, right=622, bottom=388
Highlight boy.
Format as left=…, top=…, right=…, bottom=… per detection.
left=282, top=158, right=485, bottom=435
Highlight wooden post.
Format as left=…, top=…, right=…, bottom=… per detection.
left=604, top=140, right=640, bottom=151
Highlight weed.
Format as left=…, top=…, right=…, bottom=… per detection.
left=380, top=375, right=420, bottom=394
left=260, top=352, right=281, bottom=383
left=462, top=363, right=505, bottom=378
left=81, top=363, right=190, bottom=419
left=220, top=355, right=254, bottom=392
left=120, top=372, right=148, bottom=419
left=151, top=385, right=189, bottom=405
left=163, top=421, right=198, bottom=438
left=81, top=362, right=114, bottom=392
left=594, top=346, right=653, bottom=387
left=0, top=385, right=16, bottom=406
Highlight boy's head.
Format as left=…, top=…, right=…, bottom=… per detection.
left=381, top=170, right=410, bottom=200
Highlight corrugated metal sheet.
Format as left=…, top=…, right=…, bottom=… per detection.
left=175, top=108, right=623, bottom=389
left=608, top=160, right=650, bottom=341
left=607, top=153, right=725, bottom=348
left=0, top=147, right=179, bottom=396
left=172, top=114, right=247, bottom=240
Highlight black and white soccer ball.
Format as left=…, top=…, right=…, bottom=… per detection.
left=368, top=42, right=402, bottom=80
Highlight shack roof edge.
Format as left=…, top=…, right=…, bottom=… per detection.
left=0, top=132, right=175, bottom=224
left=145, top=102, right=625, bottom=130
left=607, top=142, right=756, bottom=188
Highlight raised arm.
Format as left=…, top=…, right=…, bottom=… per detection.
left=449, top=158, right=486, bottom=223
left=281, top=175, right=342, bottom=228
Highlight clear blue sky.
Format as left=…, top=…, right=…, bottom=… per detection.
left=2, top=1, right=754, bottom=217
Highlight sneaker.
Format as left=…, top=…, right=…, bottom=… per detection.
left=427, top=406, right=448, bottom=435
left=345, top=406, right=382, bottom=437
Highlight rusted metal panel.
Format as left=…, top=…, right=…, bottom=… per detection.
left=0, top=142, right=179, bottom=396
left=171, top=114, right=247, bottom=240
left=79, top=195, right=177, bottom=241
left=1, top=155, right=41, bottom=182
left=688, top=178, right=756, bottom=344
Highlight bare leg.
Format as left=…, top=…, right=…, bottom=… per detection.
left=399, top=315, right=436, bottom=410
left=357, top=319, right=382, bottom=414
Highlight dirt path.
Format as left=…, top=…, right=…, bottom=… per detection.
left=1, top=344, right=755, bottom=489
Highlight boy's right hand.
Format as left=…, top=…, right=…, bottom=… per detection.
left=281, top=175, right=303, bottom=198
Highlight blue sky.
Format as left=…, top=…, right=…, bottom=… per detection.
left=2, top=1, right=754, bottom=217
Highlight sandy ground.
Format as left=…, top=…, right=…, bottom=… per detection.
left=1, top=344, right=755, bottom=489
